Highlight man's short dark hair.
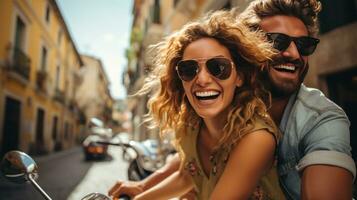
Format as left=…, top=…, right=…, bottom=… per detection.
left=238, top=0, right=322, bottom=36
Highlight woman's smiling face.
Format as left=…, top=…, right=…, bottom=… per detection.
left=180, top=37, right=243, bottom=120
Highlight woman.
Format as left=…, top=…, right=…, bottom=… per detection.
left=133, top=10, right=285, bottom=200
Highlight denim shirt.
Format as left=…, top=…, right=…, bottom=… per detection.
left=277, top=84, right=356, bottom=200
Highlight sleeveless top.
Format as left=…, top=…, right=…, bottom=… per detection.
left=178, top=118, right=286, bottom=200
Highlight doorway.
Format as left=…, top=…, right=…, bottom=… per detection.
left=35, top=108, right=46, bottom=154
left=1, top=97, right=21, bottom=157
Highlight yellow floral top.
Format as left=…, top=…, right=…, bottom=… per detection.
left=178, top=118, right=286, bottom=200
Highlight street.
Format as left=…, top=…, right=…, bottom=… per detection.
left=0, top=146, right=129, bottom=200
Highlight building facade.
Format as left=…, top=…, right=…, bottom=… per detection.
left=0, top=0, right=84, bottom=156
left=75, top=55, right=114, bottom=129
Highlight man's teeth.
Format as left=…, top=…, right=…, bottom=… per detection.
left=195, top=91, right=219, bottom=97
left=274, top=65, right=296, bottom=71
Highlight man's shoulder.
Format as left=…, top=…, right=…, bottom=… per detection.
left=294, top=84, right=345, bottom=115
left=285, top=84, right=349, bottom=133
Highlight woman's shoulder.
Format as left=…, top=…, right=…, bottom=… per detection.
left=225, top=117, right=279, bottom=159
left=251, top=115, right=276, bottom=131
left=250, top=115, right=281, bottom=143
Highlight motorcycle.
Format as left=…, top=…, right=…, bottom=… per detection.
left=0, top=150, right=130, bottom=200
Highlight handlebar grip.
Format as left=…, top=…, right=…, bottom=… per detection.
left=118, top=194, right=131, bottom=200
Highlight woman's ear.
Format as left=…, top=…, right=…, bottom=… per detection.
left=236, top=74, right=243, bottom=87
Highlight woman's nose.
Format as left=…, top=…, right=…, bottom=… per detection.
left=195, top=65, right=213, bottom=86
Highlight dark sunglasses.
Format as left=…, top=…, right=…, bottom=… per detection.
left=266, top=32, right=320, bottom=56
left=176, top=57, right=234, bottom=82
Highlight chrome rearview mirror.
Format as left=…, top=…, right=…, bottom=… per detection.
left=1, top=150, right=52, bottom=200
left=1, top=151, right=124, bottom=200
left=0, top=150, right=38, bottom=183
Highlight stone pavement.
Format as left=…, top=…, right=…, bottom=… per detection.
left=67, top=147, right=129, bottom=200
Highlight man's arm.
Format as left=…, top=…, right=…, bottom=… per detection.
left=301, top=165, right=353, bottom=200
left=298, top=112, right=355, bottom=199
left=108, top=153, right=180, bottom=198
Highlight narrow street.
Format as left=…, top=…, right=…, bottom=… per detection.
left=0, top=146, right=129, bottom=200
left=67, top=147, right=128, bottom=200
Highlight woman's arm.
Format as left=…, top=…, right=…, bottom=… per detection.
left=108, top=153, right=181, bottom=198
left=210, top=129, right=276, bottom=200
left=134, top=170, right=194, bottom=200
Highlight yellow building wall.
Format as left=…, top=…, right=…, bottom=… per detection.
left=0, top=1, right=13, bottom=61
left=0, top=0, right=82, bottom=155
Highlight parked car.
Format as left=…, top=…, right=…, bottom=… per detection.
left=82, top=135, right=108, bottom=160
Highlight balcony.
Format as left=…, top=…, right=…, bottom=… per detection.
left=36, top=70, right=47, bottom=93
left=68, top=99, right=79, bottom=113
left=53, top=88, right=65, bottom=104
left=11, top=47, right=31, bottom=80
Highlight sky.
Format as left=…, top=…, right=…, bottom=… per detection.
left=57, top=0, right=133, bottom=100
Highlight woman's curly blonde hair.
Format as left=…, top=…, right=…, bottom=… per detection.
left=138, top=10, right=279, bottom=152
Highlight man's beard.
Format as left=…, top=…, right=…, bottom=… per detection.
left=261, top=57, right=308, bottom=99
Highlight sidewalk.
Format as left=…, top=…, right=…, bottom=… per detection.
left=67, top=147, right=129, bottom=200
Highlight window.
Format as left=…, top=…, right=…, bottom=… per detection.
left=40, top=46, right=47, bottom=71
left=35, top=108, right=45, bottom=145
left=13, top=14, right=30, bottom=79
left=64, top=122, right=69, bottom=140
left=319, top=0, right=357, bottom=33
left=153, top=0, right=161, bottom=24
left=69, top=124, right=73, bottom=140
left=222, top=1, right=231, bottom=10
left=52, top=116, right=58, bottom=140
left=65, top=79, right=69, bottom=97
left=55, top=65, right=60, bottom=89
left=14, top=16, right=26, bottom=49
left=45, top=5, right=50, bottom=23
left=144, top=18, right=149, bottom=35
left=57, top=29, right=62, bottom=45
left=173, top=0, right=180, bottom=8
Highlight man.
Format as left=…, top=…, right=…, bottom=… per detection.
left=109, top=0, right=356, bottom=199
left=239, top=0, right=355, bottom=199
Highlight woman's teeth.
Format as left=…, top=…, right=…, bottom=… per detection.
left=195, top=91, right=220, bottom=100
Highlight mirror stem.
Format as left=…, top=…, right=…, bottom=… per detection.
left=28, top=174, right=52, bottom=200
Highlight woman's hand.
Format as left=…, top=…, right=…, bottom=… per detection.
left=108, top=180, right=144, bottom=198
left=179, top=189, right=197, bottom=200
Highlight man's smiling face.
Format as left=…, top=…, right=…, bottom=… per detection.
left=260, top=15, right=309, bottom=98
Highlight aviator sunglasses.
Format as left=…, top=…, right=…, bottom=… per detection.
left=266, top=32, right=320, bottom=56
left=176, top=57, right=234, bottom=82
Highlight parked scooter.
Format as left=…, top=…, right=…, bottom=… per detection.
left=98, top=138, right=176, bottom=181
left=0, top=150, right=129, bottom=200
left=96, top=139, right=155, bottom=181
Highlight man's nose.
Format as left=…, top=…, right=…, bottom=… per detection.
left=281, top=41, right=301, bottom=59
